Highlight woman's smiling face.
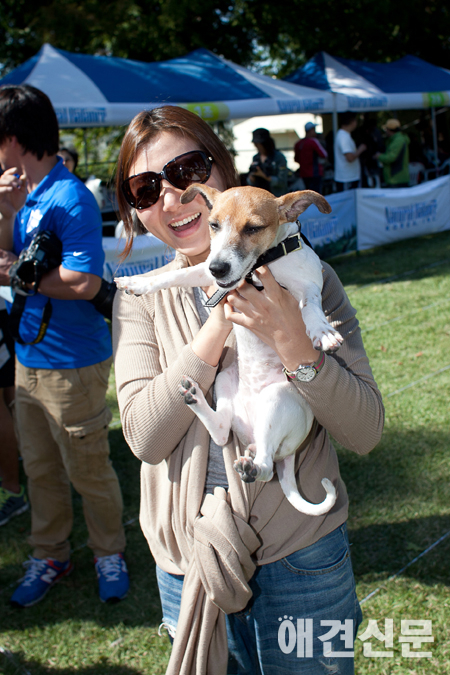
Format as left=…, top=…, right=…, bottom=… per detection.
left=129, top=131, right=226, bottom=266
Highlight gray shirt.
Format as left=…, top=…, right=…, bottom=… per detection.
left=193, top=286, right=229, bottom=493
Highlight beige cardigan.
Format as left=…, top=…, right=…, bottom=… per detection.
left=112, top=253, right=384, bottom=675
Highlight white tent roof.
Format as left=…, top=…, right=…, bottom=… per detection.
left=0, top=44, right=337, bottom=126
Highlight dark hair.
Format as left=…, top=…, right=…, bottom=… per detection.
left=116, top=106, right=240, bottom=258
left=60, top=146, right=79, bottom=172
left=340, top=112, right=357, bottom=128
left=0, top=85, right=59, bottom=160
left=258, top=136, right=276, bottom=157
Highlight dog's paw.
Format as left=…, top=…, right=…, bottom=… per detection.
left=311, top=328, right=343, bottom=354
left=234, top=456, right=259, bottom=483
left=234, top=447, right=261, bottom=483
left=114, top=276, right=154, bottom=296
left=179, top=377, right=199, bottom=406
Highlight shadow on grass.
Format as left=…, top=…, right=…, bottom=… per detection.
left=0, top=650, right=143, bottom=675
left=340, top=425, right=450, bottom=586
left=337, top=426, right=449, bottom=513
left=108, top=428, right=142, bottom=513
left=0, top=427, right=160, bottom=634
left=0, top=522, right=163, bottom=632
left=349, top=514, right=450, bottom=585
left=327, top=229, right=450, bottom=288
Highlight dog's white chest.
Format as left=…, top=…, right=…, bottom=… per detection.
left=233, top=325, right=285, bottom=441
left=234, top=325, right=284, bottom=392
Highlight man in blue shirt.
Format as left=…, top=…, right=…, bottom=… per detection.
left=0, top=85, right=128, bottom=607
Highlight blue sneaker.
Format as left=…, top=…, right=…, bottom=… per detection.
left=10, top=557, right=73, bottom=608
left=95, top=553, right=129, bottom=603
left=0, top=485, right=29, bottom=526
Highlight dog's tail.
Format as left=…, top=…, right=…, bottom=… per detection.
left=277, top=457, right=337, bottom=516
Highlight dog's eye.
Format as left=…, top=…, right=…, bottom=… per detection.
left=244, top=225, right=264, bottom=235
left=209, top=221, right=220, bottom=232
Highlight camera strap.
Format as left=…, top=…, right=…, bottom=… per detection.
left=8, top=294, right=53, bottom=345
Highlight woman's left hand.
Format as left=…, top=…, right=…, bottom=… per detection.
left=253, top=166, right=270, bottom=181
left=224, top=266, right=319, bottom=369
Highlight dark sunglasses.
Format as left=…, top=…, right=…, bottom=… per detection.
left=121, top=150, right=214, bottom=210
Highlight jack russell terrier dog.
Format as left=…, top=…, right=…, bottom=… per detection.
left=115, top=186, right=343, bottom=515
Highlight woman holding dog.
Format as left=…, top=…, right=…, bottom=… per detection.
left=113, top=106, right=384, bottom=675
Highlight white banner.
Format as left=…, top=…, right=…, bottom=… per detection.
left=300, top=189, right=357, bottom=258
left=102, top=234, right=174, bottom=282
left=356, top=175, right=450, bottom=251
left=54, top=96, right=333, bottom=126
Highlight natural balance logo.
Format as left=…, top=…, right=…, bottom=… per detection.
left=384, top=199, right=437, bottom=231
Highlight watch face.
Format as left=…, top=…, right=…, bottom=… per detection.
left=295, top=366, right=316, bottom=382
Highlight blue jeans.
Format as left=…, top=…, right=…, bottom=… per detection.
left=156, top=523, right=362, bottom=674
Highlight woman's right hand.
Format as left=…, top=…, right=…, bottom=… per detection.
left=191, top=293, right=233, bottom=367
left=208, top=288, right=234, bottom=333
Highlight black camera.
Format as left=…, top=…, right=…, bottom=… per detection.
left=8, top=229, right=116, bottom=320
left=9, top=230, right=62, bottom=296
left=89, top=278, right=116, bottom=321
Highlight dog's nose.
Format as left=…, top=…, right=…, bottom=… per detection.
left=209, top=260, right=231, bottom=279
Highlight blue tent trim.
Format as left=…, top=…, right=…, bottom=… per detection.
left=286, top=52, right=450, bottom=95
left=334, top=55, right=450, bottom=93
left=285, top=53, right=330, bottom=90
left=0, top=54, right=40, bottom=86
left=2, top=46, right=269, bottom=103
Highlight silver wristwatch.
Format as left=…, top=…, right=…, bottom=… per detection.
left=282, top=352, right=325, bottom=382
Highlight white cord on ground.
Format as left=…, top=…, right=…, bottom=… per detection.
left=0, top=647, right=32, bottom=675
left=360, top=527, right=450, bottom=605
left=386, top=363, right=450, bottom=398
left=347, top=257, right=450, bottom=292
left=360, top=297, right=450, bottom=333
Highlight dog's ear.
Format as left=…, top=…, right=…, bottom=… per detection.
left=180, top=185, right=221, bottom=210
left=276, top=190, right=332, bottom=224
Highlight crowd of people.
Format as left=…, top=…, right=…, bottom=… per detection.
left=244, top=111, right=450, bottom=198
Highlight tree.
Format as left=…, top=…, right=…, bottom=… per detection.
left=229, top=0, right=450, bottom=76
left=0, top=0, right=255, bottom=75
left=1, top=1, right=449, bottom=78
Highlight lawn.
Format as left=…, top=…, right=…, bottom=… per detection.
left=1, top=229, right=450, bottom=674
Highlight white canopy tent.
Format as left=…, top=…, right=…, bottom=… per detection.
left=0, top=43, right=337, bottom=126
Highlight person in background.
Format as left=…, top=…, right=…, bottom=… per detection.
left=247, top=127, right=288, bottom=196
left=0, top=295, right=28, bottom=526
left=354, top=116, right=385, bottom=187
left=0, top=161, right=27, bottom=526
left=0, top=84, right=128, bottom=608
left=294, top=121, right=328, bottom=194
left=374, top=119, right=410, bottom=188
left=58, top=146, right=79, bottom=175
left=334, top=112, right=366, bottom=191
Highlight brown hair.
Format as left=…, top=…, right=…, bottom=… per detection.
left=116, top=106, right=240, bottom=258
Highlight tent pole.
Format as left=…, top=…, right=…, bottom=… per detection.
left=431, top=106, right=439, bottom=170
left=83, top=129, right=89, bottom=179
left=332, top=93, right=338, bottom=139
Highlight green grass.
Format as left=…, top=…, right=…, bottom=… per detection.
left=1, top=229, right=450, bottom=674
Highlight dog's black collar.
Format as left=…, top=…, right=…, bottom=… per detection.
left=204, top=220, right=312, bottom=308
